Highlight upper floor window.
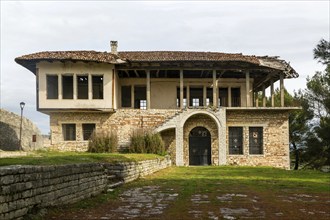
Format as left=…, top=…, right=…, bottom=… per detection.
left=249, top=127, right=263, bottom=154
left=219, top=88, right=228, bottom=107
left=134, top=86, right=146, bottom=109
left=62, top=124, right=76, bottom=141
left=92, top=75, right=103, bottom=99
left=176, top=87, right=187, bottom=108
left=231, top=88, right=241, bottom=107
left=46, top=75, right=58, bottom=99
left=140, top=100, right=147, bottom=110
left=228, top=127, right=243, bottom=154
left=62, top=75, right=73, bottom=99
left=192, top=98, right=199, bottom=107
left=82, top=123, right=95, bottom=140
left=206, top=88, right=213, bottom=106
left=77, top=75, right=88, bottom=99
left=190, top=87, right=203, bottom=107
left=121, top=86, right=131, bottom=107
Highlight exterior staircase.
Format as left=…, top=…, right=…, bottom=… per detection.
left=156, top=109, right=186, bottom=132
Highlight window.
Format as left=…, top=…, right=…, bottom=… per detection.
left=92, top=75, right=103, bottom=99
left=134, top=86, right=146, bottom=109
left=121, top=86, right=131, bottom=107
left=192, top=98, right=199, bottom=107
left=206, top=88, right=213, bottom=106
left=249, top=127, right=263, bottom=154
left=219, top=88, right=228, bottom=107
left=190, top=87, right=203, bottom=107
left=62, top=75, right=73, bottom=99
left=140, top=100, right=147, bottom=110
left=82, top=124, right=95, bottom=140
left=77, top=75, right=88, bottom=99
left=176, top=87, right=187, bottom=108
left=229, top=127, right=243, bottom=154
left=62, top=124, right=76, bottom=141
left=46, top=75, right=58, bottom=99
left=231, top=88, right=240, bottom=107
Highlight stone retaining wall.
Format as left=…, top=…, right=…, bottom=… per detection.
left=0, top=109, right=44, bottom=151
left=0, top=157, right=171, bottom=220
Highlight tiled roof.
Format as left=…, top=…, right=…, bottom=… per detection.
left=15, top=51, right=119, bottom=64
left=118, top=51, right=260, bottom=64
left=15, top=50, right=298, bottom=78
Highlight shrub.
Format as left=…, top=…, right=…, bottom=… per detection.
left=130, top=129, right=146, bottom=153
left=129, top=130, right=165, bottom=155
left=87, top=131, right=118, bottom=153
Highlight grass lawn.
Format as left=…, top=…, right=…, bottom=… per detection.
left=44, top=166, right=330, bottom=220
left=0, top=151, right=164, bottom=167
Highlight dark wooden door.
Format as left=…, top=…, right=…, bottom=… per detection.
left=189, top=127, right=211, bottom=165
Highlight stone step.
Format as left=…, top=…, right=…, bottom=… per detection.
left=107, top=174, right=117, bottom=180
left=107, top=180, right=124, bottom=189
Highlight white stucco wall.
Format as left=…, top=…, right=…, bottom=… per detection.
left=37, top=61, right=114, bottom=110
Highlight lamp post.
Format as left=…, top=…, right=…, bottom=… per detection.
left=19, top=102, right=25, bottom=151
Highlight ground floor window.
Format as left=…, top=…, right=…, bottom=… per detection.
left=62, top=124, right=76, bottom=141
left=249, top=127, right=263, bottom=154
left=82, top=124, right=96, bottom=140
left=228, top=127, right=243, bottom=154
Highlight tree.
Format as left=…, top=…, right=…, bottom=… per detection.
left=300, top=39, right=330, bottom=169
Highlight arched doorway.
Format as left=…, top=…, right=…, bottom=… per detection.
left=189, top=126, right=211, bottom=165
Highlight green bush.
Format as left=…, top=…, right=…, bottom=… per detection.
left=130, top=129, right=146, bottom=153
left=87, top=131, right=118, bottom=153
left=129, top=130, right=165, bottom=155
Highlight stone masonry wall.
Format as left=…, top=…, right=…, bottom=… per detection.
left=49, top=109, right=179, bottom=151
left=0, top=157, right=171, bottom=220
left=0, top=109, right=44, bottom=151
left=226, top=110, right=290, bottom=169
left=183, top=114, right=219, bottom=166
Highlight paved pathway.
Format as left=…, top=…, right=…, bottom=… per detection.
left=46, top=185, right=330, bottom=220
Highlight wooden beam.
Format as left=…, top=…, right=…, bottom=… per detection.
left=134, top=70, right=140, bottom=77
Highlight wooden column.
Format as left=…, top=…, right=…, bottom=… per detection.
left=245, top=71, right=250, bottom=107
left=58, top=74, right=62, bottom=100
left=73, top=73, right=77, bottom=100
left=228, top=87, right=232, bottom=107
left=262, top=84, right=266, bottom=107
left=280, top=73, right=284, bottom=107
left=146, top=70, right=151, bottom=109
left=213, top=70, right=217, bottom=107
left=88, top=74, right=92, bottom=100
left=131, top=85, right=135, bottom=108
left=271, top=79, right=275, bottom=107
left=187, top=84, right=190, bottom=107
left=180, top=70, right=184, bottom=109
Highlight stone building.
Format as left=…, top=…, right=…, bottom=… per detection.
left=15, top=41, right=299, bottom=168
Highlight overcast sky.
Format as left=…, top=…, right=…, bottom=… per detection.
left=1, top=0, right=329, bottom=134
